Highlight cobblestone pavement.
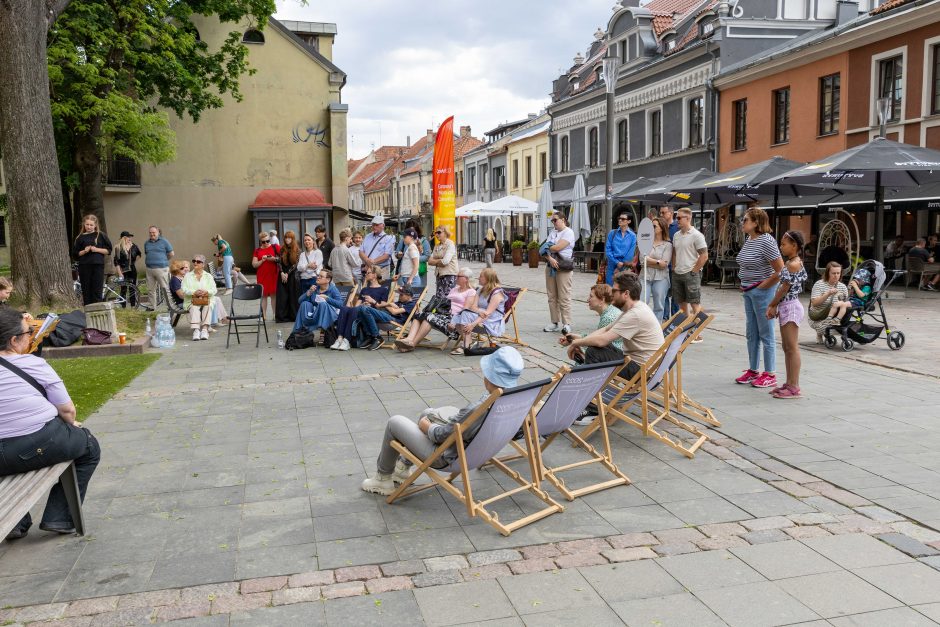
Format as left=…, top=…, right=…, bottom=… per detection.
left=2, top=261, right=939, bottom=625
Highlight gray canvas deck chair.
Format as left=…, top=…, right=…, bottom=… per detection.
left=652, top=311, right=720, bottom=428
left=504, top=361, right=630, bottom=501
left=387, top=378, right=563, bottom=536
left=378, top=284, right=428, bottom=345
left=580, top=322, right=709, bottom=459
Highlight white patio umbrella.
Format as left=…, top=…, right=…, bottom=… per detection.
left=535, top=180, right=553, bottom=242
left=481, top=194, right=538, bottom=215
left=568, top=174, right=590, bottom=242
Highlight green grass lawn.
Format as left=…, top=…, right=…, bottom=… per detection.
left=50, top=353, right=160, bottom=422
left=113, top=307, right=154, bottom=340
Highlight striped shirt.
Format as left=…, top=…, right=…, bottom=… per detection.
left=736, top=233, right=782, bottom=285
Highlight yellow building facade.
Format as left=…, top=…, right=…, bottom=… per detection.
left=505, top=114, right=550, bottom=204
left=103, top=17, right=347, bottom=264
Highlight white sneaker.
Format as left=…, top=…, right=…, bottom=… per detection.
left=208, top=326, right=217, bottom=333
left=192, top=330, right=200, bottom=341
left=339, top=338, right=351, bottom=351
left=329, top=337, right=342, bottom=349
left=200, top=329, right=209, bottom=340
left=392, top=459, right=412, bottom=484
left=543, top=322, right=559, bottom=332
left=361, top=473, right=396, bottom=496
left=561, top=324, right=571, bottom=335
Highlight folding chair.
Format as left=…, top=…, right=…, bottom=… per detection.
left=336, top=283, right=358, bottom=307
left=503, top=361, right=630, bottom=501
left=378, top=284, right=428, bottom=345
left=226, top=284, right=268, bottom=348
left=652, top=311, right=720, bottom=428
left=388, top=379, right=563, bottom=536
left=580, top=322, right=709, bottom=459
left=477, top=286, right=527, bottom=347
left=163, top=288, right=187, bottom=328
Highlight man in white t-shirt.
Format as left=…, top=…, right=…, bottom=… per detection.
left=670, top=207, right=708, bottom=325
left=543, top=212, right=576, bottom=334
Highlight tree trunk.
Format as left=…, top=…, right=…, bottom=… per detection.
left=74, top=132, right=107, bottom=232
left=0, top=0, right=77, bottom=309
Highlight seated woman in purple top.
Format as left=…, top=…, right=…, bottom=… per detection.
left=0, top=308, right=101, bottom=540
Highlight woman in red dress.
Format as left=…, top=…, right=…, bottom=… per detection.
left=252, top=231, right=280, bottom=319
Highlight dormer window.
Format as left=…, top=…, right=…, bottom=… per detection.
left=700, top=20, right=716, bottom=38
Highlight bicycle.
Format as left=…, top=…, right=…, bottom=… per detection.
left=72, top=265, right=146, bottom=310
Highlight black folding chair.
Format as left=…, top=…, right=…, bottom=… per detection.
left=226, top=284, right=268, bottom=348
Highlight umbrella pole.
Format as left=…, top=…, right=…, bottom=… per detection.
left=772, top=187, right=779, bottom=238
left=873, top=171, right=884, bottom=263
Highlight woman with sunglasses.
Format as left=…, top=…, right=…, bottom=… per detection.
left=252, top=231, right=280, bottom=319
left=181, top=254, right=217, bottom=341
left=427, top=225, right=458, bottom=299
left=543, top=212, right=575, bottom=334
left=0, top=307, right=101, bottom=541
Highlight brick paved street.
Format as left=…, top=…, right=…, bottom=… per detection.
left=2, top=261, right=939, bottom=625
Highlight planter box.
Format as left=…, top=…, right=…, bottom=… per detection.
left=44, top=335, right=148, bottom=360
left=511, top=248, right=523, bottom=266
left=528, top=249, right=540, bottom=268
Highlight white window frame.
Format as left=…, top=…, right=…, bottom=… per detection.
left=558, top=132, right=570, bottom=173
left=922, top=35, right=940, bottom=118
left=585, top=124, right=601, bottom=169
left=615, top=116, right=630, bottom=163
left=646, top=106, right=663, bottom=158
left=682, top=94, right=706, bottom=149
left=870, top=46, right=908, bottom=137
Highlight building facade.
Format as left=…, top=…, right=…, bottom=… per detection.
left=103, top=17, right=348, bottom=265
left=716, top=0, right=940, bottom=242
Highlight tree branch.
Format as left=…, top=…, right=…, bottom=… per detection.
left=46, top=0, right=71, bottom=26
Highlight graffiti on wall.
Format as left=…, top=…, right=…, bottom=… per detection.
left=291, top=122, right=329, bottom=147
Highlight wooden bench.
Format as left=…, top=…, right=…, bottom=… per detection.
left=0, top=461, right=85, bottom=539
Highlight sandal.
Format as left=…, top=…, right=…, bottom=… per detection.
left=450, top=347, right=465, bottom=356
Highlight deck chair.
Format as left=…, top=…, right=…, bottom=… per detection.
left=388, top=379, right=563, bottom=536
left=336, top=283, right=358, bottom=307
left=502, top=361, right=630, bottom=501
left=476, top=286, right=527, bottom=347
left=378, top=284, right=428, bottom=345
left=226, top=284, right=268, bottom=348
left=580, top=322, right=709, bottom=459
left=651, top=312, right=720, bottom=428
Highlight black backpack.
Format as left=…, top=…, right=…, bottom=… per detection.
left=285, top=328, right=317, bottom=351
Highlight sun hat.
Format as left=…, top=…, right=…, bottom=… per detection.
left=371, top=215, right=385, bottom=225
left=480, top=347, right=524, bottom=389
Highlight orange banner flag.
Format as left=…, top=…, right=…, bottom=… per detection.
left=432, top=116, right=456, bottom=242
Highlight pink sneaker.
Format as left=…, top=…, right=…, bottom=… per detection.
left=772, top=384, right=802, bottom=399
left=751, top=372, right=777, bottom=388
left=735, top=369, right=759, bottom=385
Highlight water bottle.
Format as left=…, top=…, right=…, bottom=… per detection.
left=148, top=318, right=161, bottom=348
left=165, top=324, right=176, bottom=348
left=145, top=317, right=152, bottom=338
left=277, top=329, right=284, bottom=348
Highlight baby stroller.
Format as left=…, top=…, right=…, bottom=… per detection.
left=823, top=260, right=906, bottom=352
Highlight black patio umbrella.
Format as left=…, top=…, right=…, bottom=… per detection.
left=764, top=137, right=940, bottom=261
left=617, top=169, right=717, bottom=228
left=687, top=156, right=810, bottom=206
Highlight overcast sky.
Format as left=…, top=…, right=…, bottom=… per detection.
left=274, top=0, right=613, bottom=159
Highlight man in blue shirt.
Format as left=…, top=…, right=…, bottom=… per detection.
left=143, top=226, right=174, bottom=309
left=604, top=213, right=637, bottom=286
left=359, top=215, right=395, bottom=281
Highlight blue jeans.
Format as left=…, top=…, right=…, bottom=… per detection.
left=0, top=418, right=101, bottom=532
left=742, top=286, right=776, bottom=373
left=646, top=278, right=669, bottom=322
left=358, top=307, right=394, bottom=337
left=222, top=255, right=234, bottom=289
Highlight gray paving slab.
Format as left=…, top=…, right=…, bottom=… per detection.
left=578, top=560, right=685, bottom=602
left=828, top=607, right=939, bottom=627
left=695, top=581, right=820, bottom=626
left=852, top=562, right=940, bottom=606
left=729, top=540, right=842, bottom=580
left=496, top=569, right=604, bottom=616
left=801, top=533, right=914, bottom=569
left=322, top=589, right=422, bottom=626
left=229, top=601, right=327, bottom=625
left=609, top=592, right=726, bottom=627
left=656, top=549, right=766, bottom=592
left=414, top=580, right=515, bottom=626
left=776, top=571, right=905, bottom=618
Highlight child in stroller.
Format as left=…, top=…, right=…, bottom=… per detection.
left=823, top=260, right=906, bottom=352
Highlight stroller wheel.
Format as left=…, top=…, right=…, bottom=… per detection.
left=824, top=334, right=837, bottom=349
left=887, top=331, right=905, bottom=351
left=841, top=338, right=855, bottom=352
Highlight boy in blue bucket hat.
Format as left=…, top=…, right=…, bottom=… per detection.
left=361, top=346, right=525, bottom=496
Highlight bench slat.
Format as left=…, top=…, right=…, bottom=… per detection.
left=0, top=462, right=74, bottom=537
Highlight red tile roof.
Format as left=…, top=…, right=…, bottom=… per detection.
left=348, top=160, right=389, bottom=187
left=652, top=13, right=675, bottom=35
left=647, top=0, right=707, bottom=17
left=347, top=158, right=365, bottom=176
left=869, top=0, right=914, bottom=14
left=455, top=135, right=483, bottom=159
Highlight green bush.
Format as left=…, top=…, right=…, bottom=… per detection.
left=527, top=240, right=540, bottom=250
left=510, top=240, right=524, bottom=250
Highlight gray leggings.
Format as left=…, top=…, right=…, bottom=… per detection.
left=377, top=415, right=444, bottom=475
left=484, top=248, right=495, bottom=267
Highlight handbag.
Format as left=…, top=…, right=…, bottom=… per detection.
left=81, top=327, right=112, bottom=345
left=191, top=294, right=210, bottom=307
left=464, top=342, right=498, bottom=356
left=553, top=254, right=574, bottom=272
left=422, top=294, right=451, bottom=316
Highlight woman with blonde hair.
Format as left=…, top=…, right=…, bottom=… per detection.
left=113, top=231, right=141, bottom=308
left=252, top=231, right=279, bottom=319
left=297, top=233, right=322, bottom=293
left=275, top=230, right=301, bottom=323
left=72, top=214, right=113, bottom=305
left=448, top=267, right=505, bottom=355
left=395, top=266, right=474, bottom=352
left=483, top=227, right=499, bottom=268
left=428, top=224, right=458, bottom=298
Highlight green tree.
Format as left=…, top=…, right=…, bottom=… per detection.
left=49, top=0, right=276, bottom=230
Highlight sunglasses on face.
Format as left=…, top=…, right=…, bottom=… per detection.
left=192, top=259, right=204, bottom=264
left=261, top=239, right=270, bottom=244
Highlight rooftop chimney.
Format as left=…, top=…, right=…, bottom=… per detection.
left=459, top=125, right=471, bottom=138
left=406, top=135, right=411, bottom=147
left=427, top=128, right=435, bottom=144
left=836, top=0, right=859, bottom=25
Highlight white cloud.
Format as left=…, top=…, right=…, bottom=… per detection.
left=275, top=0, right=613, bottom=158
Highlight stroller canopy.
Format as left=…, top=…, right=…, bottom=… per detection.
left=853, top=260, right=886, bottom=293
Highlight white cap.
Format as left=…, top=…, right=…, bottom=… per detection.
left=371, top=215, right=385, bottom=225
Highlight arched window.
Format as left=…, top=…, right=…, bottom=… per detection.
left=617, top=120, right=628, bottom=163
left=589, top=127, right=599, bottom=167
left=243, top=29, right=265, bottom=44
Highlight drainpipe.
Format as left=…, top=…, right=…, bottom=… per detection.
left=705, top=41, right=720, bottom=173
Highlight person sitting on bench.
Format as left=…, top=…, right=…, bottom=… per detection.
left=0, top=307, right=101, bottom=540
left=361, top=346, right=524, bottom=496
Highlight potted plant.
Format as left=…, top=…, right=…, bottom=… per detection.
left=510, top=240, right=524, bottom=266
left=527, top=240, right=540, bottom=268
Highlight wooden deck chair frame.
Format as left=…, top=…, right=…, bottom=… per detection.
left=579, top=323, right=708, bottom=459
left=649, top=312, right=720, bottom=428
left=378, top=284, right=429, bottom=346
left=474, top=286, right=527, bottom=347
left=387, top=379, right=564, bottom=536
left=499, top=361, right=630, bottom=501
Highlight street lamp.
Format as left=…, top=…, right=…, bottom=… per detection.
left=602, top=49, right=621, bottom=236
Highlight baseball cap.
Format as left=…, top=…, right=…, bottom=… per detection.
left=403, top=228, right=418, bottom=239
left=120, top=231, right=134, bottom=238
left=480, top=347, right=524, bottom=389
left=371, top=215, right=385, bottom=225
left=398, top=285, right=413, bottom=297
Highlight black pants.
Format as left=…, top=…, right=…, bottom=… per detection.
left=120, top=268, right=138, bottom=307
left=0, top=418, right=101, bottom=532
left=78, top=264, right=104, bottom=305
left=583, top=345, right=641, bottom=380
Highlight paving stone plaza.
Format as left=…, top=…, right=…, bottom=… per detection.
left=2, top=262, right=940, bottom=626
